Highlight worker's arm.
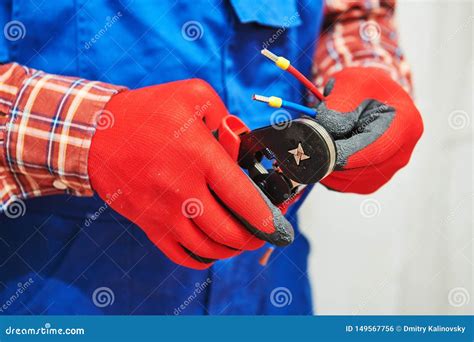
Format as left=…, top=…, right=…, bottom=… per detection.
left=0, top=63, right=121, bottom=202
left=0, top=63, right=293, bottom=269
left=313, top=0, right=412, bottom=93
left=311, top=0, right=423, bottom=193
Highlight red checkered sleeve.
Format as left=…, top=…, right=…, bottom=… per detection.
left=312, top=0, right=412, bottom=96
left=0, top=63, right=125, bottom=210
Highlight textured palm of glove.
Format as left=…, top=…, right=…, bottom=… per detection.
left=314, top=67, right=423, bottom=194
left=88, top=79, right=293, bottom=269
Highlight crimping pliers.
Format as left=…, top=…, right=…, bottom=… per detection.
left=214, top=112, right=335, bottom=206
left=210, top=49, right=337, bottom=206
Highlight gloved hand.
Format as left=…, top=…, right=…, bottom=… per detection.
left=88, top=79, right=293, bottom=269
left=314, top=67, right=423, bottom=193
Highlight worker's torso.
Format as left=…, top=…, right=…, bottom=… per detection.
left=0, top=0, right=323, bottom=314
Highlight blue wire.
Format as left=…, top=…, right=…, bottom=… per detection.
left=281, top=100, right=317, bottom=117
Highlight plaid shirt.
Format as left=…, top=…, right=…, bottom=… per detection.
left=312, top=0, right=412, bottom=94
left=0, top=63, right=123, bottom=210
left=0, top=0, right=410, bottom=210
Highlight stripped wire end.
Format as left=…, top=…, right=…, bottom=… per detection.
left=261, top=49, right=290, bottom=70
left=252, top=94, right=317, bottom=116
left=252, top=94, right=282, bottom=108
left=252, top=94, right=270, bottom=103
left=260, top=49, right=278, bottom=63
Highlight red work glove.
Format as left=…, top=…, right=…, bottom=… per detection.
left=88, top=79, right=293, bottom=269
left=314, top=68, right=423, bottom=193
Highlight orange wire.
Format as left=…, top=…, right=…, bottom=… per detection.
left=259, top=247, right=275, bottom=266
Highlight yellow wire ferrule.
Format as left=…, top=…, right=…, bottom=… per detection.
left=261, top=49, right=291, bottom=70
left=268, top=96, right=283, bottom=108
left=275, top=57, right=290, bottom=70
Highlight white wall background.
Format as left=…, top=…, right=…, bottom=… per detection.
left=300, top=0, right=473, bottom=315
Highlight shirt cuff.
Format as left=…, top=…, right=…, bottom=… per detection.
left=0, top=63, right=125, bottom=210
left=310, top=0, right=413, bottom=105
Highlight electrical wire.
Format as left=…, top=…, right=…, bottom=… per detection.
left=261, top=48, right=325, bottom=102
left=252, top=94, right=317, bottom=117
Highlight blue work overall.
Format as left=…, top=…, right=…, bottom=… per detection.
left=0, top=0, right=323, bottom=314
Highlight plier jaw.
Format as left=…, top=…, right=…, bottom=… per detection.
left=215, top=115, right=336, bottom=206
